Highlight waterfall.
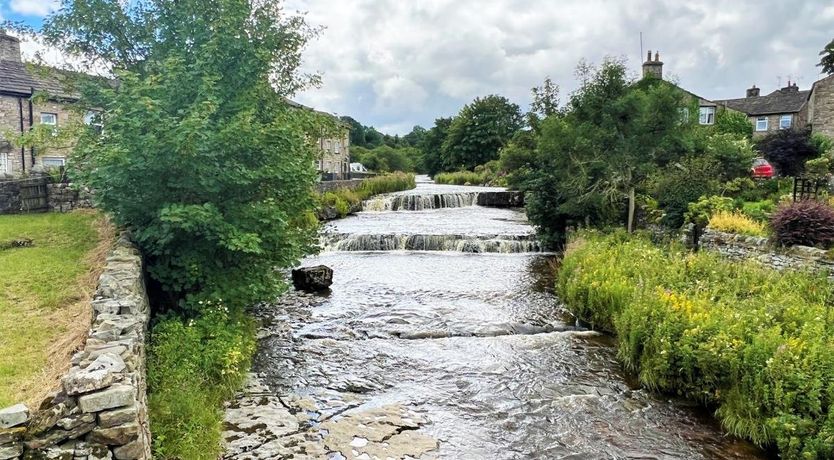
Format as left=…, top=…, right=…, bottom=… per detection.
left=362, top=192, right=480, bottom=212
left=322, top=233, right=542, bottom=253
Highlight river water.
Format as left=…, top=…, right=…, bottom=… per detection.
left=223, top=177, right=767, bottom=460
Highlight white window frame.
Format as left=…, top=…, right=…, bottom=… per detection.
left=40, top=112, right=58, bottom=126
left=41, top=157, right=66, bottom=168
left=698, top=107, right=715, bottom=125
left=779, top=114, right=793, bottom=130
left=756, top=116, right=769, bottom=132
left=0, top=153, right=8, bottom=174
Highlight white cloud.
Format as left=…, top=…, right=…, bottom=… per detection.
left=9, top=0, right=59, bottom=16
left=286, top=0, right=834, bottom=134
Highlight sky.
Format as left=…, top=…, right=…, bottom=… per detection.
left=4, top=0, right=834, bottom=135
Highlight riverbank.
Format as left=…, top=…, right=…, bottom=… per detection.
left=559, top=231, right=833, bottom=458
left=0, top=211, right=113, bottom=409
left=317, top=172, right=416, bottom=220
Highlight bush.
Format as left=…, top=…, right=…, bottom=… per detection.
left=559, top=233, right=834, bottom=457
left=684, top=195, right=734, bottom=228
left=650, top=157, right=720, bottom=228
left=757, top=128, right=819, bottom=177
left=772, top=200, right=834, bottom=248
left=148, top=304, right=256, bottom=459
left=708, top=211, right=767, bottom=236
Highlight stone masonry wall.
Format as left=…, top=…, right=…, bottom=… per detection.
left=810, top=74, right=834, bottom=139
left=0, top=235, right=152, bottom=460
left=47, top=183, right=94, bottom=213
left=316, top=179, right=364, bottom=193
left=0, top=176, right=93, bottom=215
left=700, top=228, right=834, bottom=276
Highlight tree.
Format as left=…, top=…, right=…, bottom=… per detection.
left=41, top=0, right=330, bottom=312
left=528, top=77, right=560, bottom=131
left=819, top=38, right=834, bottom=75
left=713, top=109, right=753, bottom=139
left=441, top=95, right=523, bottom=171
left=420, top=117, right=453, bottom=176
left=402, top=125, right=427, bottom=147
left=757, top=128, right=819, bottom=177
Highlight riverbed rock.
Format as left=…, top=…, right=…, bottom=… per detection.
left=476, top=191, right=524, bottom=208
left=0, top=404, right=29, bottom=429
left=291, top=265, right=333, bottom=292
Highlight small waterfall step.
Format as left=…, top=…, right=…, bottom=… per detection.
left=322, top=233, right=542, bottom=253
left=361, top=191, right=523, bottom=211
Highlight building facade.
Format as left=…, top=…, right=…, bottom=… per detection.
left=0, top=32, right=84, bottom=176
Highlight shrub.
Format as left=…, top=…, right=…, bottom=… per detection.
left=740, top=200, right=776, bottom=222
left=757, top=128, right=819, bottom=177
left=148, top=304, right=256, bottom=459
left=708, top=211, right=767, bottom=236
left=559, top=233, right=834, bottom=457
left=772, top=200, right=834, bottom=248
left=651, top=157, right=720, bottom=228
left=684, top=195, right=734, bottom=228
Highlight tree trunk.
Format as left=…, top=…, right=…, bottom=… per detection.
left=627, top=187, right=636, bottom=233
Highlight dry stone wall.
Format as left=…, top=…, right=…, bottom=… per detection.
left=0, top=235, right=151, bottom=460
left=700, top=228, right=834, bottom=276
left=0, top=176, right=93, bottom=215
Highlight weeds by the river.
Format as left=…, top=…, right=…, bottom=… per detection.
left=559, top=231, right=834, bottom=458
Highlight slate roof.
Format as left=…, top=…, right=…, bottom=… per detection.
left=714, top=88, right=810, bottom=116
left=0, top=60, right=82, bottom=99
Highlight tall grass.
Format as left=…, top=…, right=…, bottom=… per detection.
left=148, top=304, right=256, bottom=459
left=708, top=211, right=768, bottom=236
left=317, top=173, right=416, bottom=219
left=559, top=231, right=834, bottom=458
left=434, top=170, right=485, bottom=186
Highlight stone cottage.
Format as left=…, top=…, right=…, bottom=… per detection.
left=284, top=99, right=351, bottom=180
left=0, top=31, right=93, bottom=176
left=643, top=50, right=834, bottom=138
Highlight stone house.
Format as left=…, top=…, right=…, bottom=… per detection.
left=644, top=49, right=834, bottom=138
left=284, top=99, right=351, bottom=180
left=0, top=32, right=93, bottom=176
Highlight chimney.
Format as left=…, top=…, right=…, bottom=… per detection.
left=642, top=49, right=663, bottom=80
left=0, top=31, right=21, bottom=63
left=781, top=80, right=799, bottom=93
left=746, top=85, right=760, bottom=98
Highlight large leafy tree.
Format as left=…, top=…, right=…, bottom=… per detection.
left=819, top=38, right=834, bottom=75
left=522, top=58, right=693, bottom=246
left=441, top=95, right=523, bottom=171
left=40, top=0, right=333, bottom=312
left=420, top=117, right=453, bottom=176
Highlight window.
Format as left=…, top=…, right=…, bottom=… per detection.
left=698, top=107, right=715, bottom=125
left=780, top=114, right=793, bottom=130
left=42, top=157, right=65, bottom=168
left=40, top=113, right=58, bottom=126
left=756, top=117, right=769, bottom=131
left=0, top=153, right=8, bottom=174
left=84, top=111, right=103, bottom=133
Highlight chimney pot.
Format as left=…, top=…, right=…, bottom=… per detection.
left=655, top=51, right=660, bottom=62
left=0, top=31, right=22, bottom=63
left=647, top=50, right=652, bottom=62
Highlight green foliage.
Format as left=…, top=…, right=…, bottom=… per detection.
left=351, top=145, right=417, bottom=172
left=650, top=156, right=720, bottom=228
left=708, top=211, right=768, bottom=236
left=805, top=157, right=831, bottom=181
left=713, top=109, right=754, bottom=139
left=420, top=117, right=453, bottom=176
left=148, top=304, right=256, bottom=460
left=441, top=95, right=523, bottom=171
left=684, top=195, right=735, bottom=228
left=704, top=133, right=757, bottom=181
left=812, top=133, right=834, bottom=157
left=559, top=233, right=834, bottom=457
left=819, top=38, right=834, bottom=75
left=43, top=0, right=325, bottom=312
left=316, top=173, right=416, bottom=219
left=741, top=200, right=777, bottom=222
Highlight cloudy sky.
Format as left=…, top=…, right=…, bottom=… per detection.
left=4, top=0, right=834, bottom=134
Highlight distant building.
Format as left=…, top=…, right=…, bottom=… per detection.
left=350, top=162, right=367, bottom=172
left=0, top=32, right=90, bottom=176
left=284, top=99, right=350, bottom=181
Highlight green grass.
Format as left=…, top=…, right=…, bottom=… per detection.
left=0, top=211, right=110, bottom=408
left=148, top=306, right=256, bottom=460
left=559, top=231, right=834, bottom=458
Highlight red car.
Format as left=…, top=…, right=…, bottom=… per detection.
left=751, top=158, right=774, bottom=179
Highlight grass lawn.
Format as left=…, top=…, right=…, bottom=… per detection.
left=0, top=211, right=113, bottom=408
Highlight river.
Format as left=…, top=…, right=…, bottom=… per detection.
left=222, top=177, right=767, bottom=459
